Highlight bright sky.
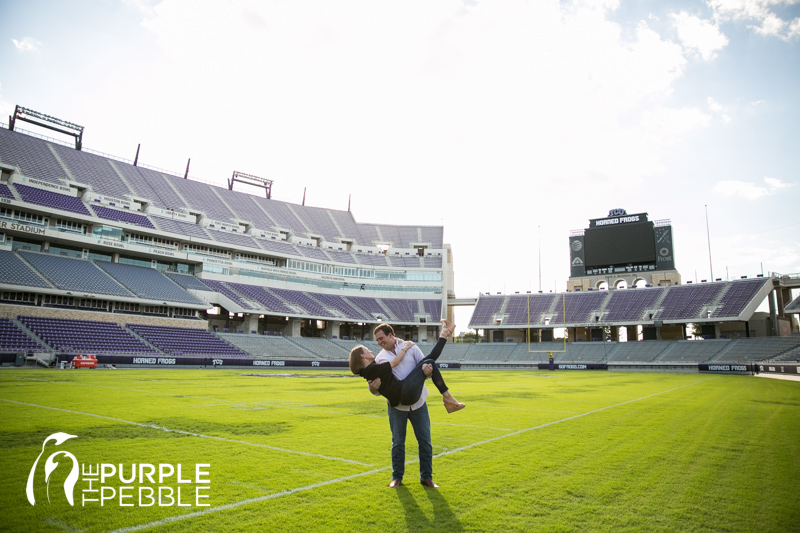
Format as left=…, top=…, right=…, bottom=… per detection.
left=1, top=0, right=798, bottom=330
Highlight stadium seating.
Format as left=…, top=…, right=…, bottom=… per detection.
left=504, top=293, right=557, bottom=325
left=309, top=292, right=372, bottom=321
left=0, top=129, right=66, bottom=183
left=128, top=324, right=249, bottom=358
left=0, top=183, right=15, bottom=200
left=0, top=318, right=46, bottom=353
left=14, top=184, right=92, bottom=216
left=227, top=283, right=294, bottom=314
left=50, top=142, right=132, bottom=199
left=200, top=279, right=260, bottom=310
left=711, top=278, right=769, bottom=317
left=92, top=205, right=156, bottom=229
left=381, top=298, right=416, bottom=322
left=604, top=287, right=665, bottom=322
left=658, top=283, right=725, bottom=320
left=94, top=261, right=205, bottom=305
left=20, top=252, right=134, bottom=298
left=469, top=295, right=505, bottom=327
left=19, top=316, right=160, bottom=355
left=269, top=288, right=330, bottom=317
left=0, top=250, right=52, bottom=288
left=164, top=272, right=215, bottom=292
left=551, top=291, right=607, bottom=324
left=151, top=216, right=211, bottom=240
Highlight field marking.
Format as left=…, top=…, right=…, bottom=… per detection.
left=105, top=377, right=714, bottom=533
left=433, top=377, right=718, bottom=459
left=0, top=398, right=371, bottom=467
left=7, top=376, right=512, bottom=432
left=43, top=518, right=86, bottom=533
left=473, top=405, right=580, bottom=414
left=9, top=377, right=316, bottom=408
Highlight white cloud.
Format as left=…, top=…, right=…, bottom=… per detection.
left=707, top=0, right=800, bottom=40
left=713, top=176, right=793, bottom=199
left=790, top=17, right=800, bottom=37
left=129, top=0, right=696, bottom=194
left=671, top=11, right=729, bottom=60
left=707, top=96, right=732, bottom=122
left=11, top=37, right=42, bottom=52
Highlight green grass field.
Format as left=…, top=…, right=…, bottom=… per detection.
left=2, top=368, right=799, bottom=533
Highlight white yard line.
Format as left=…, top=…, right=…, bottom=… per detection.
left=105, top=377, right=714, bottom=533
left=8, top=376, right=512, bottom=431
left=0, top=399, right=371, bottom=467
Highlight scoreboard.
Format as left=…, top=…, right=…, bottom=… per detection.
left=570, top=209, right=675, bottom=277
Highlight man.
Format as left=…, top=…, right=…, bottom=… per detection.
left=368, top=323, right=439, bottom=489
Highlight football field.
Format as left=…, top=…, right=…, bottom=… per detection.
left=2, top=368, right=799, bottom=532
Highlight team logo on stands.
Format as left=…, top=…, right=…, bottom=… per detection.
left=26, top=432, right=211, bottom=507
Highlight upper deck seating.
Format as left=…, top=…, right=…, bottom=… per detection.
left=505, top=293, right=557, bottom=325
left=0, top=183, right=15, bottom=200
left=550, top=291, right=607, bottom=324
left=94, top=261, right=205, bottom=305
left=712, top=278, right=769, bottom=318
left=659, top=283, right=725, bottom=320
left=382, top=298, right=416, bottom=322
left=604, top=287, right=664, bottom=322
left=92, top=205, right=156, bottom=229
left=469, top=295, right=505, bottom=327
left=348, top=296, right=390, bottom=321
left=164, top=272, right=215, bottom=292
left=20, top=252, right=133, bottom=298
left=227, top=283, right=293, bottom=314
left=200, top=279, right=260, bottom=310
left=311, top=293, right=372, bottom=321
left=15, top=184, right=92, bottom=216
left=423, top=300, right=442, bottom=321
left=151, top=216, right=212, bottom=241
left=0, top=250, right=51, bottom=288
left=0, top=129, right=66, bottom=183
left=269, top=288, right=330, bottom=317
left=50, top=143, right=131, bottom=199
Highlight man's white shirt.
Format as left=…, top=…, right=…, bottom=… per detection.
left=375, top=338, right=428, bottom=411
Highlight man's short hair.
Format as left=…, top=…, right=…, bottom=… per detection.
left=374, top=323, right=394, bottom=337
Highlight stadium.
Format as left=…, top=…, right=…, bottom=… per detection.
left=2, top=107, right=799, bottom=532
left=1, top=106, right=798, bottom=372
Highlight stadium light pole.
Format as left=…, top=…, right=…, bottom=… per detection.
left=705, top=205, right=714, bottom=281
left=538, top=226, right=542, bottom=293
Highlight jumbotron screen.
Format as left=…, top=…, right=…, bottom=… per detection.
left=583, top=221, right=656, bottom=268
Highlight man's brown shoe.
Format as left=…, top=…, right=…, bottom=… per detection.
left=388, top=479, right=402, bottom=488
left=420, top=480, right=439, bottom=489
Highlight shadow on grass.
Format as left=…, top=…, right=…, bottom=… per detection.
left=394, top=485, right=464, bottom=532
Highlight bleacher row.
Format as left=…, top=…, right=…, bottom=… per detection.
left=0, top=249, right=442, bottom=322
left=470, top=278, right=771, bottom=326
left=1, top=316, right=798, bottom=364
left=0, top=127, right=443, bottom=262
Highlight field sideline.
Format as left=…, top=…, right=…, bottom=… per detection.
left=1, top=368, right=798, bottom=532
